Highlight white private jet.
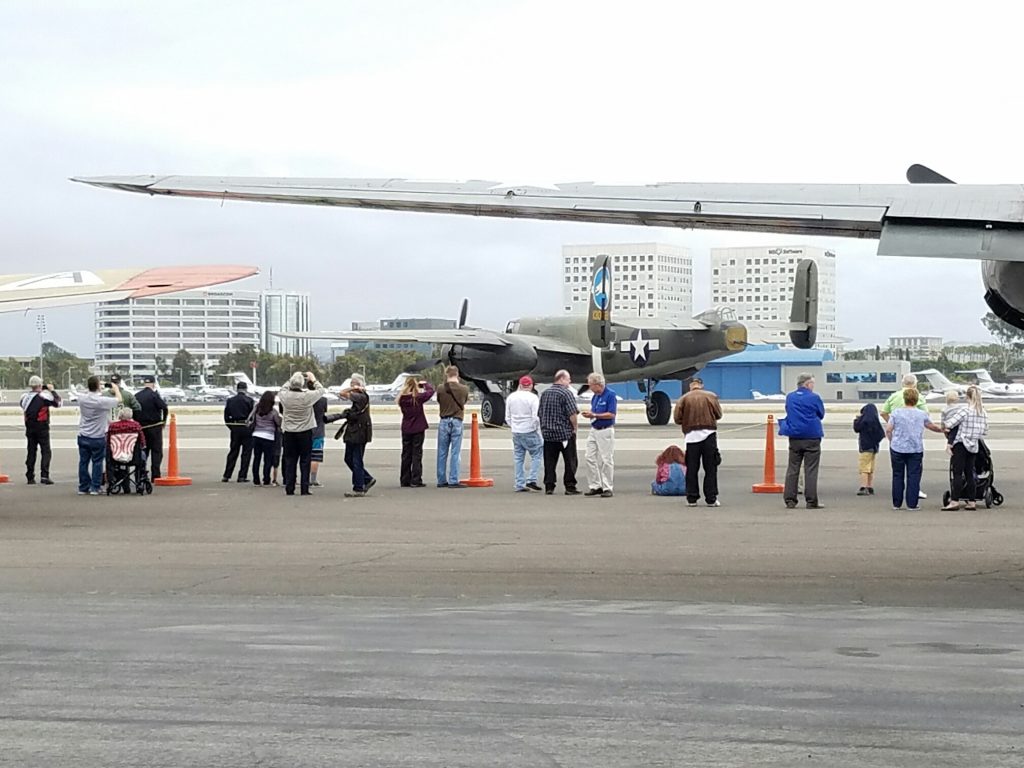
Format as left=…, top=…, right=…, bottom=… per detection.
left=913, top=369, right=968, bottom=397
left=188, top=375, right=233, bottom=401
left=751, top=390, right=786, bottom=401
left=955, top=368, right=1024, bottom=396
left=328, top=372, right=413, bottom=402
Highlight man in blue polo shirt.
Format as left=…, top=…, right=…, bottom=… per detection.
left=781, top=371, right=826, bottom=509
left=582, top=372, right=617, bottom=498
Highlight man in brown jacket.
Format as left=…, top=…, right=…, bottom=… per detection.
left=673, top=378, right=724, bottom=507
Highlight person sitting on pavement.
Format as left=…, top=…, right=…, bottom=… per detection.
left=507, top=375, right=543, bottom=493
left=781, top=372, right=826, bottom=510
left=20, top=375, right=61, bottom=485
left=853, top=402, right=885, bottom=496
left=651, top=445, right=687, bottom=497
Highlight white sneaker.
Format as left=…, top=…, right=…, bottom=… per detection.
left=707, top=500, right=721, bottom=507
left=918, top=490, right=927, bottom=499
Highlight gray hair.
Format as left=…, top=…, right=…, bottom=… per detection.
left=796, top=372, right=814, bottom=387
left=288, top=372, right=305, bottom=390
left=587, top=372, right=605, bottom=386
left=28, top=375, right=42, bottom=388
left=554, top=369, right=571, bottom=383
left=902, top=373, right=917, bottom=388
left=118, top=407, right=134, bottom=420
left=350, top=373, right=366, bottom=387
left=945, top=390, right=961, bottom=405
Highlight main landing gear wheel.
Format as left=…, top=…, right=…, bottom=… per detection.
left=646, top=390, right=672, bottom=426
left=481, top=392, right=506, bottom=427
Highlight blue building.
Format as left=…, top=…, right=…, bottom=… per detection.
left=611, top=345, right=834, bottom=401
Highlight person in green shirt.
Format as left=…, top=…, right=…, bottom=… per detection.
left=880, top=373, right=928, bottom=423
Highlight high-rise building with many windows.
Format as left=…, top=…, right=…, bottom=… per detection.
left=261, top=290, right=310, bottom=356
left=94, top=290, right=263, bottom=377
left=710, top=245, right=840, bottom=352
left=562, top=243, right=693, bottom=320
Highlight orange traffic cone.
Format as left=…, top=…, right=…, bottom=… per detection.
left=461, top=412, right=494, bottom=487
left=752, top=414, right=784, bottom=494
left=153, top=413, right=192, bottom=487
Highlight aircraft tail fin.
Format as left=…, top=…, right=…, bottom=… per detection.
left=955, top=368, right=995, bottom=384
left=913, top=368, right=958, bottom=392
left=587, top=255, right=613, bottom=348
left=788, top=259, right=818, bottom=349
left=226, top=371, right=255, bottom=388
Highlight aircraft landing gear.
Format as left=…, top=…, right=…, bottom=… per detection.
left=481, top=392, right=506, bottom=427
left=644, top=380, right=671, bottom=426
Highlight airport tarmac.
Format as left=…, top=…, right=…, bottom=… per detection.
left=2, top=409, right=1022, bottom=765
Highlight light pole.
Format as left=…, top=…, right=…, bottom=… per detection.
left=64, top=367, right=73, bottom=390
left=174, top=367, right=183, bottom=387
left=35, top=314, right=46, bottom=381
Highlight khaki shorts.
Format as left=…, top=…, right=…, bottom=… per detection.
left=858, top=451, right=877, bottom=474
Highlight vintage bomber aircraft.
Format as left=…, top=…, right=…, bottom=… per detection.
left=275, top=256, right=818, bottom=426
left=73, top=164, right=1024, bottom=331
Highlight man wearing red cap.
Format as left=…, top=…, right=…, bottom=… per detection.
left=507, top=375, right=543, bottom=492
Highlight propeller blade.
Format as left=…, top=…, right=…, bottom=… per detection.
left=406, top=358, right=442, bottom=373
left=458, top=298, right=469, bottom=329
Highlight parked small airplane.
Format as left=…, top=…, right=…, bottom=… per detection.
left=277, top=257, right=817, bottom=425
left=187, top=374, right=233, bottom=401
left=751, top=390, right=786, bottom=401
left=913, top=369, right=968, bottom=397
left=954, top=368, right=1024, bottom=396
left=74, top=164, right=1024, bottom=330
left=224, top=372, right=279, bottom=397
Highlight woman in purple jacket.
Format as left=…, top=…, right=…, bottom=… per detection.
left=398, top=377, right=435, bottom=487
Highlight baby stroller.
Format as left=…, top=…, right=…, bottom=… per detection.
left=106, top=431, right=153, bottom=495
left=942, top=439, right=1003, bottom=509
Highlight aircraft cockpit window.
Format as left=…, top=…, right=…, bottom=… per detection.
left=505, top=320, right=521, bottom=334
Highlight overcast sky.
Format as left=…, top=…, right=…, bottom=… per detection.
left=2, top=0, right=1021, bottom=357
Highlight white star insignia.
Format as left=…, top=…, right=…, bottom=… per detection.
left=619, top=328, right=660, bottom=365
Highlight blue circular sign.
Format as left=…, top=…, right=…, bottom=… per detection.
left=592, top=267, right=610, bottom=310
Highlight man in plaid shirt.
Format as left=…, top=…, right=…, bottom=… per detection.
left=538, top=369, right=580, bottom=495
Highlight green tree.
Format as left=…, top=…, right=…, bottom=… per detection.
left=171, top=349, right=199, bottom=387
left=982, top=312, right=1024, bottom=372
left=32, top=342, right=91, bottom=389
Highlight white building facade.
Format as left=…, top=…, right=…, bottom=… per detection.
left=94, top=290, right=263, bottom=376
left=261, top=290, right=311, bottom=356
left=562, top=243, right=693, bottom=321
left=710, top=245, right=840, bottom=353
left=889, top=335, right=943, bottom=358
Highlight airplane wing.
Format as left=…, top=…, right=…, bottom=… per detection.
left=72, top=174, right=1024, bottom=260
left=273, top=328, right=512, bottom=347
left=0, top=265, right=258, bottom=313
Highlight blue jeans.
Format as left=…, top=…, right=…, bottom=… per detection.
left=436, top=417, right=463, bottom=486
left=512, top=431, right=543, bottom=489
left=77, top=435, right=106, bottom=492
left=344, top=442, right=374, bottom=492
left=890, top=450, right=923, bottom=509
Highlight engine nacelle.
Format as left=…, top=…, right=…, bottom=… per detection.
left=982, top=260, right=1024, bottom=330
left=449, top=338, right=538, bottom=381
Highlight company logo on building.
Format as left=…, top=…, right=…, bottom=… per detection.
left=767, top=248, right=804, bottom=256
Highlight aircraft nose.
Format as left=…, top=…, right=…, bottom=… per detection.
left=725, top=323, right=747, bottom=351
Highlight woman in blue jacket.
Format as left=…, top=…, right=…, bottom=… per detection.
left=853, top=402, right=885, bottom=496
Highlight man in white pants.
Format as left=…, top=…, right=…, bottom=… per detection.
left=581, top=372, right=617, bottom=498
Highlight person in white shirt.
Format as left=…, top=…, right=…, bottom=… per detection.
left=507, top=375, right=543, bottom=492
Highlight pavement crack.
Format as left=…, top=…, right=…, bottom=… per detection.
left=945, top=564, right=1024, bottom=582
left=322, top=550, right=399, bottom=569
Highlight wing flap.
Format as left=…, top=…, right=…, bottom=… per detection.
left=272, top=328, right=510, bottom=346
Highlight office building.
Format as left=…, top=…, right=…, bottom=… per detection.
left=710, top=245, right=840, bottom=353
left=347, top=317, right=455, bottom=356
left=261, top=290, right=311, bottom=356
left=889, top=335, right=943, bottom=358
left=94, top=290, right=263, bottom=376
left=562, top=243, right=693, bottom=321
